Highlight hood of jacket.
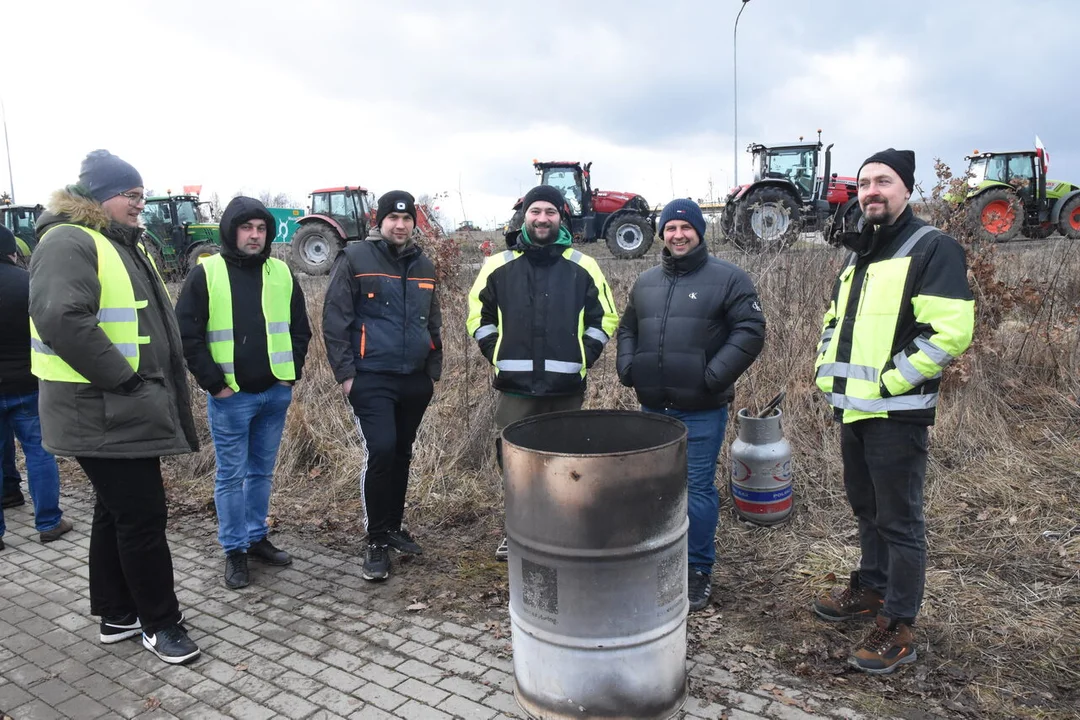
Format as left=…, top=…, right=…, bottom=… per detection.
left=218, top=196, right=276, bottom=266
left=36, top=186, right=142, bottom=244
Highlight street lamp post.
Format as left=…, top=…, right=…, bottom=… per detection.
left=733, top=0, right=751, bottom=188
left=1, top=98, right=13, bottom=202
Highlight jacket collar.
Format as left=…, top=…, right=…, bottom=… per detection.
left=661, top=241, right=708, bottom=276
left=844, top=206, right=916, bottom=259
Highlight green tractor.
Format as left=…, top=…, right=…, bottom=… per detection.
left=139, top=193, right=219, bottom=276
left=0, top=202, right=43, bottom=266
left=958, top=141, right=1080, bottom=242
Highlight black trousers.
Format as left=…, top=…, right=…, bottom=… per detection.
left=76, top=456, right=182, bottom=635
left=840, top=419, right=928, bottom=624
left=347, top=372, right=434, bottom=539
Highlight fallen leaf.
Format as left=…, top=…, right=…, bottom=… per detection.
left=406, top=602, right=429, bottom=612
left=144, top=697, right=161, bottom=710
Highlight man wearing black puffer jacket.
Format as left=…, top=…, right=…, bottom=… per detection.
left=322, top=190, right=442, bottom=582
left=617, top=198, right=765, bottom=612
left=176, top=196, right=311, bottom=589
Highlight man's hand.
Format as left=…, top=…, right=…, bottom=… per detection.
left=341, top=378, right=353, bottom=396
left=277, top=380, right=293, bottom=387
left=213, top=387, right=235, bottom=399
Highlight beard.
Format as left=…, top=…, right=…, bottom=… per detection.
left=526, top=219, right=561, bottom=245
left=860, top=195, right=891, bottom=224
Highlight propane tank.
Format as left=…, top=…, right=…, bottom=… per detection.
left=729, top=407, right=793, bottom=525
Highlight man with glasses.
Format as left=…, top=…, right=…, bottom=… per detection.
left=29, top=150, right=202, bottom=665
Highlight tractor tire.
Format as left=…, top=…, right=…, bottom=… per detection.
left=967, top=188, right=1022, bottom=242
left=733, top=187, right=801, bottom=251
left=291, top=221, right=342, bottom=276
left=144, top=242, right=172, bottom=283
left=503, top=208, right=525, bottom=250
left=824, top=198, right=863, bottom=247
left=187, top=243, right=219, bottom=272
left=1021, top=222, right=1054, bottom=240
left=605, top=213, right=654, bottom=259
left=1057, top=195, right=1080, bottom=240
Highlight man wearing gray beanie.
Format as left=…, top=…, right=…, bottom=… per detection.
left=28, top=150, right=202, bottom=664
left=812, top=150, right=975, bottom=674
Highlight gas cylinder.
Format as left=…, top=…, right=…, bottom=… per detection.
left=729, top=407, right=793, bottom=525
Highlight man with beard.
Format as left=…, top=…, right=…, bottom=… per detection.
left=467, top=185, right=618, bottom=560
left=323, top=191, right=442, bottom=582
left=617, top=199, right=765, bottom=612
left=812, top=149, right=974, bottom=674
left=176, top=196, right=311, bottom=589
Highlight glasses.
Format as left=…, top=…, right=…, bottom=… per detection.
left=116, top=191, right=147, bottom=205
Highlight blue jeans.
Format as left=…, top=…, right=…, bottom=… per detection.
left=3, top=423, right=22, bottom=495
left=643, top=405, right=728, bottom=575
left=207, top=383, right=292, bottom=554
left=0, top=392, right=63, bottom=536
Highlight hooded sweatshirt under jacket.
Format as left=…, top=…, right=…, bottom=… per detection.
left=175, top=197, right=311, bottom=396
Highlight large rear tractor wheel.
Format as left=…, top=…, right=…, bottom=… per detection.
left=733, top=187, right=801, bottom=251
left=968, top=188, right=1022, bottom=242
left=291, top=222, right=342, bottom=275
left=186, top=243, right=219, bottom=272
left=1057, top=195, right=1080, bottom=240
left=605, top=213, right=654, bottom=259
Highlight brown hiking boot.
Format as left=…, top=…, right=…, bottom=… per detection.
left=40, top=518, right=73, bottom=543
left=813, top=570, right=883, bottom=622
left=849, top=614, right=917, bottom=674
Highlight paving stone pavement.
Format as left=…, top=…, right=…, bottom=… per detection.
left=0, top=486, right=880, bottom=720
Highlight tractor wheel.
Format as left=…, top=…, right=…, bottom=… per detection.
left=604, top=213, right=654, bottom=259
left=503, top=208, right=525, bottom=250
left=144, top=242, right=173, bottom=283
left=1057, top=195, right=1080, bottom=240
left=733, top=187, right=801, bottom=251
left=1021, top=222, right=1054, bottom=240
left=291, top=222, right=342, bottom=276
left=967, top=188, right=1022, bottom=242
left=186, top=243, right=219, bottom=272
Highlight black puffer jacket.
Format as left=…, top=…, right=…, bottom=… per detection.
left=617, top=242, right=766, bottom=410
left=176, top=196, right=311, bottom=395
left=0, top=255, right=36, bottom=396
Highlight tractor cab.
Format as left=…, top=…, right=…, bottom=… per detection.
left=140, top=194, right=219, bottom=274
left=965, top=150, right=1046, bottom=209
left=749, top=142, right=821, bottom=201
left=0, top=202, right=43, bottom=259
left=308, top=187, right=374, bottom=241
left=535, top=161, right=591, bottom=217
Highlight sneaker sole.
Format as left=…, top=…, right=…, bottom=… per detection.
left=249, top=555, right=293, bottom=566
left=848, top=649, right=918, bottom=674
left=100, top=628, right=141, bottom=644
left=361, top=570, right=389, bottom=582
left=142, top=636, right=201, bottom=665
left=224, top=577, right=250, bottom=589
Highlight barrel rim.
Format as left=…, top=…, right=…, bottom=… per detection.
left=736, top=407, right=784, bottom=421
left=501, top=409, right=687, bottom=458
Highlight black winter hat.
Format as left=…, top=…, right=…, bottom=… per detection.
left=376, top=190, right=417, bottom=227
left=0, top=224, right=17, bottom=256
left=78, top=149, right=144, bottom=203
left=521, top=185, right=569, bottom=220
left=859, top=149, right=916, bottom=193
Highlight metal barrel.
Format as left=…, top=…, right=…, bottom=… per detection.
left=729, top=408, right=793, bottom=525
left=502, top=409, right=689, bottom=720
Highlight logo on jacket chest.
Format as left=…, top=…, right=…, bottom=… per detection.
left=688, top=292, right=698, bottom=300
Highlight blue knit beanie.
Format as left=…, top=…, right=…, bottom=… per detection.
left=78, top=150, right=143, bottom=203
left=659, top=198, right=706, bottom=239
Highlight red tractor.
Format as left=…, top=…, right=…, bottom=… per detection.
left=720, top=131, right=861, bottom=250
left=505, top=161, right=656, bottom=258
left=290, top=186, right=443, bottom=275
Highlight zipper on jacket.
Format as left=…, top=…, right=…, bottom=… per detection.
left=857, top=271, right=872, bottom=317
left=657, top=275, right=679, bottom=378
left=360, top=324, right=367, bottom=358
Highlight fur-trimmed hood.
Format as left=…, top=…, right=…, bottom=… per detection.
left=35, top=186, right=140, bottom=243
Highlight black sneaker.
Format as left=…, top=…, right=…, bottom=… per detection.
left=385, top=529, right=422, bottom=555
left=224, top=550, right=250, bottom=589
left=495, top=537, right=509, bottom=561
left=100, top=612, right=141, bottom=644
left=142, top=624, right=200, bottom=665
left=1, top=490, right=24, bottom=509
left=689, top=569, right=712, bottom=612
left=362, top=541, right=391, bottom=581
left=248, top=537, right=292, bottom=566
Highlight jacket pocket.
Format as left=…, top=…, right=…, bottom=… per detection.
left=359, top=277, right=386, bottom=317
left=102, top=374, right=176, bottom=442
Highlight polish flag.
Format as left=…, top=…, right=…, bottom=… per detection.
left=1035, top=136, right=1050, bottom=174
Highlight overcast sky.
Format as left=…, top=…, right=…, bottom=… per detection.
left=2, top=0, right=1076, bottom=229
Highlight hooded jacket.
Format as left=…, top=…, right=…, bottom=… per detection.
left=28, top=188, right=199, bottom=458
left=617, top=241, right=766, bottom=410
left=175, top=197, right=311, bottom=395
left=0, top=253, right=36, bottom=396
left=322, top=230, right=442, bottom=382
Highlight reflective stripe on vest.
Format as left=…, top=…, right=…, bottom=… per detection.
left=814, top=226, right=938, bottom=422
left=201, top=254, right=295, bottom=391
left=30, top=225, right=153, bottom=383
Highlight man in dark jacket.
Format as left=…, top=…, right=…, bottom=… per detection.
left=176, top=196, right=311, bottom=589
left=467, top=185, right=619, bottom=559
left=29, top=150, right=200, bottom=665
left=617, top=198, right=765, bottom=612
left=0, top=225, right=70, bottom=551
left=323, top=190, right=442, bottom=582
left=812, top=150, right=974, bottom=674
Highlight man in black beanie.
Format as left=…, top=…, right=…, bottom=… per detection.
left=323, top=190, right=442, bottom=582
left=811, top=150, right=975, bottom=673
left=467, top=186, right=618, bottom=559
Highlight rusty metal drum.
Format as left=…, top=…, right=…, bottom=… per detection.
left=729, top=408, right=793, bottom=525
left=501, top=409, right=689, bottom=720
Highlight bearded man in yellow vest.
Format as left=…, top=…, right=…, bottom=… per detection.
left=812, top=149, right=974, bottom=674
left=176, top=197, right=311, bottom=590
left=29, top=150, right=201, bottom=665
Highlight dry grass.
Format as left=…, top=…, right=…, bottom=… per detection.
left=155, top=232, right=1079, bottom=719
